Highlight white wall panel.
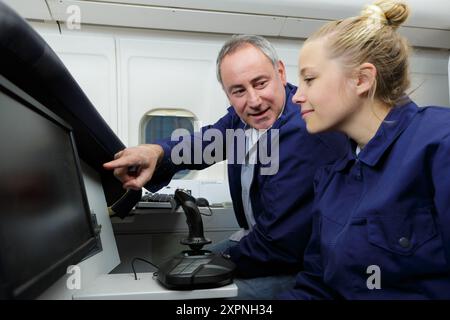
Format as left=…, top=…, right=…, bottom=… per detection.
left=409, top=50, right=450, bottom=107
left=409, top=74, right=449, bottom=107
left=272, top=39, right=305, bottom=86
left=38, top=33, right=119, bottom=133
left=117, top=36, right=230, bottom=182
left=29, top=20, right=60, bottom=34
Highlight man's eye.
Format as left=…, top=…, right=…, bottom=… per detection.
left=255, top=81, right=267, bottom=88
left=232, top=89, right=245, bottom=96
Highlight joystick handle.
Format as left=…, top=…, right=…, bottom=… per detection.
left=174, top=189, right=211, bottom=251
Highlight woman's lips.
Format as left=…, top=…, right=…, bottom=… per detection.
left=301, top=109, right=314, bottom=117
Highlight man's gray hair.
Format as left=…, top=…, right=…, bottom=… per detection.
left=216, top=34, right=280, bottom=85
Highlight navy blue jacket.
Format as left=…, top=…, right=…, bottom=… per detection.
left=281, top=100, right=450, bottom=299
left=148, top=83, right=349, bottom=277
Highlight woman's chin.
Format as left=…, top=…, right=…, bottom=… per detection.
left=306, top=121, right=324, bottom=134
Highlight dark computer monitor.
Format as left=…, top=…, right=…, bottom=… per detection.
left=0, top=76, right=98, bottom=299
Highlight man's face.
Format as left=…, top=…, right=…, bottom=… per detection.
left=220, top=44, right=287, bottom=129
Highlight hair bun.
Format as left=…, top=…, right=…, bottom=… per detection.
left=371, top=0, right=410, bottom=29
left=361, top=4, right=387, bottom=25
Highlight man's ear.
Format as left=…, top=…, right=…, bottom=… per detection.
left=277, top=60, right=287, bottom=85
left=355, top=62, right=377, bottom=96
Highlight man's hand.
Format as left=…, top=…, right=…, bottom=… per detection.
left=103, top=144, right=164, bottom=190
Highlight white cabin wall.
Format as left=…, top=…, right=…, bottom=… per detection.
left=41, top=33, right=119, bottom=133
left=27, top=21, right=449, bottom=200
left=116, top=34, right=229, bottom=186
left=409, top=49, right=450, bottom=107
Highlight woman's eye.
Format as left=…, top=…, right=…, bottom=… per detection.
left=304, top=77, right=315, bottom=85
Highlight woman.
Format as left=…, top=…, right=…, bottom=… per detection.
left=282, top=0, right=450, bottom=299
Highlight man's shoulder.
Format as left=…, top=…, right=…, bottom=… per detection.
left=212, top=106, right=244, bottom=130
left=280, top=99, right=307, bottom=132
left=285, top=82, right=298, bottom=94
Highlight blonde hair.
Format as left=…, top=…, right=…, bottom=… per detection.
left=308, top=0, right=411, bottom=106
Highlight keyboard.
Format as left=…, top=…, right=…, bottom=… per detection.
left=135, top=192, right=175, bottom=209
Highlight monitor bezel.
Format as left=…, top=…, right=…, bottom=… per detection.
left=0, top=74, right=98, bottom=299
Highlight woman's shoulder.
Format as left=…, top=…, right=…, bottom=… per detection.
left=417, top=105, right=450, bottom=120
left=412, top=105, right=450, bottom=137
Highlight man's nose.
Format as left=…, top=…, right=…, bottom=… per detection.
left=247, top=88, right=262, bottom=107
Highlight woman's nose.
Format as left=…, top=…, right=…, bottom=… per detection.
left=292, top=88, right=306, bottom=105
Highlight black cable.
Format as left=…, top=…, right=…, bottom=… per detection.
left=131, top=257, right=159, bottom=280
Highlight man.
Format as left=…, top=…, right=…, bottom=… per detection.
left=104, top=35, right=348, bottom=299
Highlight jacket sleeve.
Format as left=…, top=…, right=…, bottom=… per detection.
left=225, top=129, right=349, bottom=277
left=431, top=133, right=450, bottom=267
left=144, top=110, right=235, bottom=192
left=278, top=167, right=341, bottom=300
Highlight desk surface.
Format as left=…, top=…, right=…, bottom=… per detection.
left=73, top=272, right=238, bottom=300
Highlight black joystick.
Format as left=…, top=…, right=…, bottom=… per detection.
left=156, top=189, right=235, bottom=289
left=174, top=189, right=211, bottom=252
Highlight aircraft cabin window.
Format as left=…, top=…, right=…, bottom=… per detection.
left=140, top=109, right=196, bottom=179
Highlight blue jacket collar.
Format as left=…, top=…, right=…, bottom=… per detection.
left=334, top=99, right=419, bottom=171
left=270, top=83, right=297, bottom=130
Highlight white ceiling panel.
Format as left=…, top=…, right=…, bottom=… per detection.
left=3, top=0, right=52, bottom=20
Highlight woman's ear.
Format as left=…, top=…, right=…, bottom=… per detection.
left=355, top=62, right=377, bottom=96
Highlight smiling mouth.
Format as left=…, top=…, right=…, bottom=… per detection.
left=301, top=109, right=314, bottom=117
left=249, top=108, right=269, bottom=117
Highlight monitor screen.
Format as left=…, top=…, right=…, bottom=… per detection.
left=0, top=79, right=97, bottom=299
